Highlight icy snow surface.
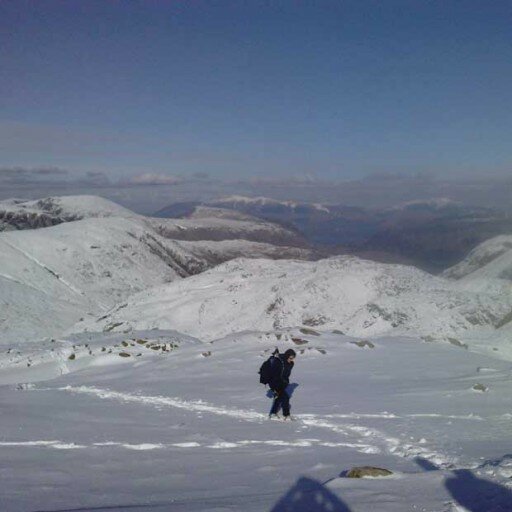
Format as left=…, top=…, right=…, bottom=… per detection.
left=0, top=217, right=191, bottom=343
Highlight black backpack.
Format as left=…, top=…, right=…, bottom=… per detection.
left=258, top=349, right=280, bottom=385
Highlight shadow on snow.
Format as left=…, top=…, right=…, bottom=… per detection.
left=269, top=476, right=352, bottom=512
left=415, top=457, right=512, bottom=511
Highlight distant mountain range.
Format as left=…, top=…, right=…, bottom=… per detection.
left=155, top=196, right=512, bottom=272
left=2, top=194, right=512, bottom=348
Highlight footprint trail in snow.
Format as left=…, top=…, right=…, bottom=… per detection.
left=49, top=385, right=461, bottom=470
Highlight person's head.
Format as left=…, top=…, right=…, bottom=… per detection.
left=283, top=349, right=296, bottom=363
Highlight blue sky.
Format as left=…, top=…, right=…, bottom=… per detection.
left=1, top=1, right=511, bottom=182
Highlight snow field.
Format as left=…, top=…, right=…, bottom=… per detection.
left=2, top=329, right=512, bottom=511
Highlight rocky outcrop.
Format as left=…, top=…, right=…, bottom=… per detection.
left=0, top=208, right=76, bottom=230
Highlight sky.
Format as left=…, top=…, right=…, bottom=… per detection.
left=1, top=0, right=511, bottom=202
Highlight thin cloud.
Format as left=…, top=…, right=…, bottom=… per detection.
left=124, top=173, right=184, bottom=186
left=81, top=171, right=111, bottom=186
left=0, top=168, right=511, bottom=215
left=0, top=166, right=70, bottom=184
left=191, top=171, right=211, bottom=180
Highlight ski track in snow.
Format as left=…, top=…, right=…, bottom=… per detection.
left=41, top=385, right=460, bottom=469
left=0, top=270, right=57, bottom=298
left=1, top=240, right=84, bottom=296
left=0, top=272, right=33, bottom=288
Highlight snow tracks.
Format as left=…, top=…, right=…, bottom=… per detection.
left=50, top=385, right=458, bottom=469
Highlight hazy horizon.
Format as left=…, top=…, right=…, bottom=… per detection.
left=1, top=169, right=511, bottom=216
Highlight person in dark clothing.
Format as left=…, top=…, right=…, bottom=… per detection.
left=269, top=348, right=296, bottom=420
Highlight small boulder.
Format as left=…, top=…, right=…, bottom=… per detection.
left=350, top=340, right=375, bottom=349
left=346, top=466, right=393, bottom=478
left=472, top=383, right=488, bottom=392
left=300, top=327, right=321, bottom=336
left=447, top=337, right=468, bottom=349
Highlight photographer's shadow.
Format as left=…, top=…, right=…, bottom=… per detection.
left=446, top=469, right=512, bottom=511
left=415, top=457, right=512, bottom=511
left=270, top=476, right=352, bottom=512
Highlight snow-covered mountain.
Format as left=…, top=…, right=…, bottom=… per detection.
left=156, top=195, right=512, bottom=272
left=3, top=194, right=511, bottom=348
left=0, top=216, right=203, bottom=344
left=0, top=195, right=137, bottom=230
left=145, top=214, right=307, bottom=248
left=443, top=235, right=512, bottom=282
left=0, top=196, right=316, bottom=344
left=440, top=235, right=512, bottom=335
left=73, top=256, right=511, bottom=342
left=386, top=197, right=463, bottom=212
left=213, top=195, right=330, bottom=213
left=187, top=205, right=261, bottom=222
left=155, top=196, right=331, bottom=218
left=1, top=194, right=310, bottom=248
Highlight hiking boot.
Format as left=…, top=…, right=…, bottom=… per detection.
left=282, top=415, right=296, bottom=421
left=268, top=413, right=282, bottom=420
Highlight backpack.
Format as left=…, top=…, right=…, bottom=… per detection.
left=258, top=348, right=280, bottom=385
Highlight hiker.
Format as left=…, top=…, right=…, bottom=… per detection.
left=268, top=348, right=296, bottom=420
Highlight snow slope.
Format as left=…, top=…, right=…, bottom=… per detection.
left=73, top=256, right=511, bottom=342
left=177, top=239, right=316, bottom=265
left=0, top=217, right=206, bottom=344
left=188, top=205, right=268, bottom=222
left=1, top=329, right=512, bottom=511
left=0, top=222, right=313, bottom=345
left=0, top=196, right=318, bottom=344
left=443, top=235, right=512, bottom=283
left=441, top=236, right=512, bottom=328
left=145, top=215, right=307, bottom=247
